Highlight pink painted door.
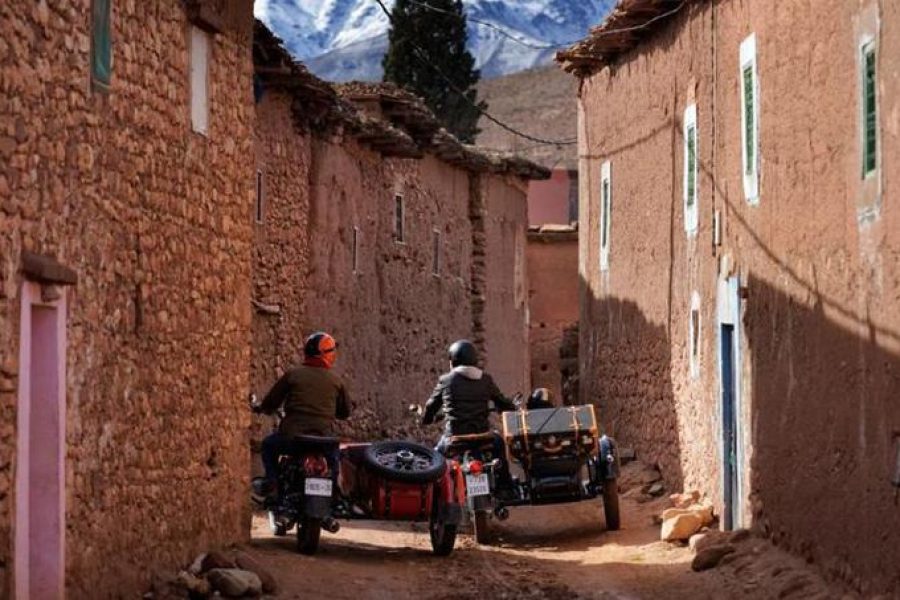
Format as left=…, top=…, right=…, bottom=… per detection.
left=16, top=283, right=66, bottom=600
left=28, top=305, right=63, bottom=600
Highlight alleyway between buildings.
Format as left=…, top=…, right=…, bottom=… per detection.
left=225, top=465, right=852, bottom=600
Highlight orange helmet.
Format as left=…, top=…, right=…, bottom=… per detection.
left=304, top=332, right=337, bottom=368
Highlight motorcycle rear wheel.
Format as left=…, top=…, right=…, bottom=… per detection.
left=473, top=510, right=492, bottom=544
left=297, top=517, right=322, bottom=554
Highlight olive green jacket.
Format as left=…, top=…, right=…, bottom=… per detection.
left=259, top=365, right=351, bottom=437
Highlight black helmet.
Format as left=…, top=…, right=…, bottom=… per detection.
left=448, top=340, right=478, bottom=367
left=529, top=387, right=554, bottom=409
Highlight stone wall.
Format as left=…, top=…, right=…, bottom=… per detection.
left=526, top=231, right=578, bottom=401
left=251, top=87, right=533, bottom=444
left=576, top=0, right=900, bottom=594
left=0, top=1, right=255, bottom=596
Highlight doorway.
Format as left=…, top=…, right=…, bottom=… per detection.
left=16, top=283, right=66, bottom=600
left=718, top=275, right=742, bottom=530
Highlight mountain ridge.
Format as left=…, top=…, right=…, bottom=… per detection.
left=255, top=0, right=615, bottom=82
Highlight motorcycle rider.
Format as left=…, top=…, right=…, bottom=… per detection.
left=254, top=331, right=351, bottom=493
left=421, top=340, right=516, bottom=492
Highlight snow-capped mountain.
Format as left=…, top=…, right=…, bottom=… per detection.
left=254, top=0, right=615, bottom=82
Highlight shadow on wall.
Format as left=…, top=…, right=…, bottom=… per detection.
left=745, top=275, right=900, bottom=595
left=580, top=277, right=685, bottom=492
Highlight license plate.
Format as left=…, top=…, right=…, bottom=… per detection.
left=466, top=474, right=490, bottom=497
left=304, top=478, right=333, bottom=497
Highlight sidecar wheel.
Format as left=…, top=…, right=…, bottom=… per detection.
left=297, top=517, right=322, bottom=554
left=602, top=479, right=621, bottom=531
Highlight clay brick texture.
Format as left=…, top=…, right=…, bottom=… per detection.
left=251, top=88, right=532, bottom=447
left=526, top=231, right=578, bottom=400
left=572, top=0, right=900, bottom=594
left=0, top=1, right=255, bottom=597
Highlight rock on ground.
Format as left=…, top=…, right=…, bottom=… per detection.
left=661, top=512, right=703, bottom=542
left=206, top=568, right=263, bottom=598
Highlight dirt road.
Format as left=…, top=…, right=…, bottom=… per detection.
left=245, top=494, right=850, bottom=600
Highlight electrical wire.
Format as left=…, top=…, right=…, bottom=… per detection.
left=402, top=0, right=688, bottom=51
left=373, top=0, right=577, bottom=146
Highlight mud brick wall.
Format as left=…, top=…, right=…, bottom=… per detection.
left=0, top=1, right=255, bottom=596
left=526, top=232, right=578, bottom=400
left=576, top=0, right=900, bottom=593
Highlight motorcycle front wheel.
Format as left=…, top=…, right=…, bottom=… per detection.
left=297, top=517, right=322, bottom=554
left=429, top=517, right=457, bottom=556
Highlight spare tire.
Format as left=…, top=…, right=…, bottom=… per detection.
left=363, top=441, right=447, bottom=484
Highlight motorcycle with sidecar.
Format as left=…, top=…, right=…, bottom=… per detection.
left=251, top=400, right=463, bottom=556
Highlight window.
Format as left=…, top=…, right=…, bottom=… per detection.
left=352, top=226, right=360, bottom=273
left=255, top=170, right=264, bottom=223
left=432, top=229, right=441, bottom=276
left=393, top=194, right=404, bottom=242
left=740, top=34, right=759, bottom=203
left=599, top=161, right=611, bottom=272
left=190, top=26, right=210, bottom=134
left=683, top=104, right=699, bottom=235
left=861, top=39, right=877, bottom=178
left=91, top=0, right=112, bottom=90
left=689, top=293, right=701, bottom=379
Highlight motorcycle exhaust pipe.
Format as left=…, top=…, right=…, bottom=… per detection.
left=494, top=507, right=510, bottom=521
left=322, top=517, right=341, bottom=534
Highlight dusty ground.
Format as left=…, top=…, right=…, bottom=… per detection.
left=244, top=492, right=855, bottom=600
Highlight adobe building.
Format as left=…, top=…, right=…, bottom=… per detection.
left=0, top=0, right=256, bottom=598
left=559, top=0, right=900, bottom=594
left=526, top=225, right=579, bottom=401
left=251, top=24, right=546, bottom=446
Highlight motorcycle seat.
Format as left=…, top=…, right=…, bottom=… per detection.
left=444, top=432, right=498, bottom=455
left=291, top=434, right=340, bottom=452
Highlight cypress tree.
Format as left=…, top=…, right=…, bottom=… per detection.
left=383, top=0, right=486, bottom=143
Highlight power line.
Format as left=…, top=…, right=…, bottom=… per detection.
left=373, top=0, right=577, bottom=147
left=403, top=0, right=688, bottom=51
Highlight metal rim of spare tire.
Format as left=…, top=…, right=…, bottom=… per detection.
left=363, top=441, right=447, bottom=484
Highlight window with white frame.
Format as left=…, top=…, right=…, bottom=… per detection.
left=432, top=229, right=441, bottom=276
left=352, top=226, right=360, bottom=273
left=599, top=161, right=612, bottom=271
left=860, top=37, right=878, bottom=179
left=393, top=194, right=405, bottom=243
left=190, top=26, right=210, bottom=134
left=740, top=34, right=759, bottom=203
left=255, top=170, right=264, bottom=223
left=689, top=292, right=701, bottom=379
left=683, top=104, right=699, bottom=235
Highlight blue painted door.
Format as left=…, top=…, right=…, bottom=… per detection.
left=720, top=323, right=739, bottom=530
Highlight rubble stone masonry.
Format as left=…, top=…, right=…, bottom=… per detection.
left=574, top=0, right=900, bottom=594
left=0, top=1, right=255, bottom=596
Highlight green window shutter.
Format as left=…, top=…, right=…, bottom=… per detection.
left=91, top=0, right=112, bottom=88
left=601, top=179, right=610, bottom=249
left=863, top=45, right=877, bottom=177
left=687, top=125, right=697, bottom=207
left=743, top=65, right=755, bottom=176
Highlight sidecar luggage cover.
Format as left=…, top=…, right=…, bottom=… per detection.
left=502, top=405, right=599, bottom=460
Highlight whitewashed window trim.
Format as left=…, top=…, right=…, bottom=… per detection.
left=739, top=34, right=759, bottom=204
left=683, top=104, right=699, bottom=235
left=859, top=35, right=878, bottom=180
left=190, top=26, right=210, bottom=135
left=599, top=161, right=611, bottom=272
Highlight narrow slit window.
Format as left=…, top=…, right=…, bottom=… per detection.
left=190, top=26, right=210, bottom=134
left=432, top=229, right=441, bottom=276
left=255, top=170, right=264, bottom=223
left=683, top=104, right=699, bottom=234
left=689, top=292, right=701, bottom=379
left=352, top=226, right=360, bottom=273
left=599, top=161, right=611, bottom=272
left=862, top=41, right=877, bottom=178
left=740, top=34, right=759, bottom=203
left=394, top=194, right=404, bottom=242
left=91, top=0, right=112, bottom=90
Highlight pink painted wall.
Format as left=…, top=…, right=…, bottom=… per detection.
left=527, top=168, right=575, bottom=227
